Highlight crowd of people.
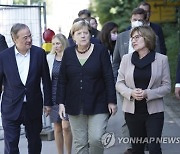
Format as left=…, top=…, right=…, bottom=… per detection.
left=0, top=1, right=179, bottom=154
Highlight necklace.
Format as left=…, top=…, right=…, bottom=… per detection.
left=76, top=44, right=91, bottom=54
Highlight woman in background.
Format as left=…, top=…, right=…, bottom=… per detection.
left=47, top=34, right=72, bottom=154
left=98, top=21, right=118, bottom=62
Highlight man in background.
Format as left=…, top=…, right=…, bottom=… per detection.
left=78, top=9, right=100, bottom=38
left=138, top=2, right=167, bottom=55
left=0, top=33, right=8, bottom=52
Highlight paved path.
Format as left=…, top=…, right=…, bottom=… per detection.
left=0, top=94, right=180, bottom=154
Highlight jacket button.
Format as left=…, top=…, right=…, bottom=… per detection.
left=80, top=80, right=82, bottom=82
left=80, top=87, right=83, bottom=89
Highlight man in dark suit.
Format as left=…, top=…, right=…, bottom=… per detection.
left=0, top=23, right=52, bottom=154
left=78, top=9, right=100, bottom=38
left=126, top=2, right=167, bottom=55
left=0, top=34, right=8, bottom=52
left=175, top=49, right=180, bottom=99
left=138, top=2, right=167, bottom=55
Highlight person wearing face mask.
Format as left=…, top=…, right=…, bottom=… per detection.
left=0, top=34, right=8, bottom=52
left=98, top=21, right=118, bottom=63
left=131, top=20, right=143, bottom=28
left=112, top=7, right=160, bottom=154
left=138, top=2, right=167, bottom=55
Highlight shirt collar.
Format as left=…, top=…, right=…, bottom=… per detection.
left=14, top=46, right=30, bottom=56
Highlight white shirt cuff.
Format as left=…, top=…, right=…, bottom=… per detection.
left=175, top=83, right=180, bottom=87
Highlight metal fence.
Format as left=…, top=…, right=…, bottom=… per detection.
left=0, top=3, right=53, bottom=140
left=0, top=3, right=47, bottom=47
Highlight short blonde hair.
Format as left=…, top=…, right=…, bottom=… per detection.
left=70, top=19, right=91, bottom=37
left=130, top=26, right=156, bottom=51
left=51, top=33, right=68, bottom=54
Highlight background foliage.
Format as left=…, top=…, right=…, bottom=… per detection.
left=89, top=0, right=142, bottom=32
left=90, top=0, right=180, bottom=92
left=13, top=0, right=43, bottom=5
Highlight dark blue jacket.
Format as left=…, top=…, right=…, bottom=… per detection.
left=56, top=44, right=117, bottom=115
left=150, top=22, right=167, bottom=55
left=0, top=45, right=52, bottom=120
left=0, top=34, right=8, bottom=52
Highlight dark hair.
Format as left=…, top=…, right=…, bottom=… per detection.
left=90, top=17, right=97, bottom=24
left=73, top=17, right=85, bottom=24
left=78, top=9, right=91, bottom=18
left=68, top=18, right=91, bottom=39
left=99, top=21, right=118, bottom=53
left=131, top=7, right=147, bottom=20
left=138, top=2, right=151, bottom=11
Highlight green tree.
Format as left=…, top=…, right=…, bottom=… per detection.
left=13, top=0, right=43, bottom=5
left=89, top=0, right=142, bottom=31
left=89, top=0, right=180, bottom=91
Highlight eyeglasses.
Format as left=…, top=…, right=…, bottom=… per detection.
left=131, top=35, right=143, bottom=41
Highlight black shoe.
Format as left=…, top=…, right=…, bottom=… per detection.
left=124, top=148, right=133, bottom=154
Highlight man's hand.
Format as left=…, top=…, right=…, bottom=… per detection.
left=175, top=87, right=180, bottom=99
left=44, top=106, right=51, bottom=117
left=108, top=103, right=118, bottom=116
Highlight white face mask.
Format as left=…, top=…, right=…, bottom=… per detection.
left=111, top=33, right=117, bottom=41
left=131, top=21, right=143, bottom=28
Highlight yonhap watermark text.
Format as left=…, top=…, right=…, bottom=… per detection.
left=101, top=132, right=180, bottom=149
left=118, top=137, right=180, bottom=144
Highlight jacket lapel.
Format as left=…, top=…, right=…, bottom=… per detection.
left=148, top=54, right=157, bottom=88
left=25, top=47, right=35, bottom=85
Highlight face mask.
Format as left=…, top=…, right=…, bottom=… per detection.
left=131, top=21, right=143, bottom=28
left=111, top=33, right=117, bottom=41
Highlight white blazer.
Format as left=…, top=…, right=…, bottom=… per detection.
left=46, top=53, right=56, bottom=79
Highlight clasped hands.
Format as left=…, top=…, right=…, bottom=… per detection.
left=131, top=88, right=147, bottom=101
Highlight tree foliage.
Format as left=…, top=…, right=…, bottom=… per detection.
left=13, top=0, right=43, bottom=5
left=89, top=0, right=142, bottom=32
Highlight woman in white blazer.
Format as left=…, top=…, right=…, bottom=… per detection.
left=47, top=34, right=72, bottom=154
left=116, top=26, right=171, bottom=154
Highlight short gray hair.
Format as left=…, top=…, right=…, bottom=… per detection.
left=10, top=23, right=29, bottom=39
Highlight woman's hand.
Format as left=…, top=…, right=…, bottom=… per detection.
left=108, top=103, right=118, bottom=116
left=131, top=88, right=147, bottom=101
left=131, top=88, right=143, bottom=101
left=59, top=104, right=66, bottom=120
